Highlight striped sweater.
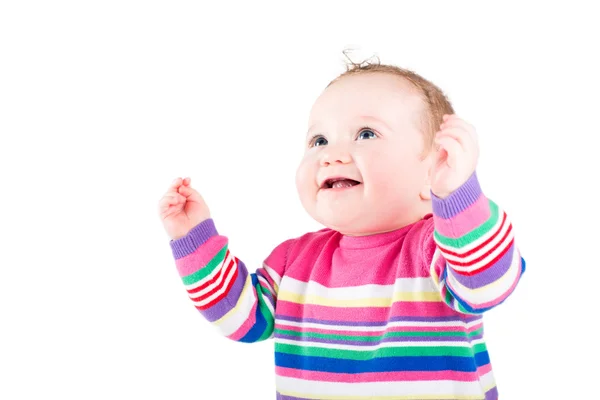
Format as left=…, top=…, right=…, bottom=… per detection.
left=169, top=173, right=525, bottom=400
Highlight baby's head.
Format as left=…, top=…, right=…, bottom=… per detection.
left=295, top=61, right=454, bottom=236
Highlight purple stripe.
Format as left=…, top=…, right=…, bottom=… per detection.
left=448, top=243, right=515, bottom=288
left=279, top=390, right=495, bottom=400
left=432, top=172, right=482, bottom=219
left=277, top=394, right=309, bottom=400
left=275, top=333, right=472, bottom=346
left=257, top=268, right=276, bottom=308
left=170, top=218, right=217, bottom=259
left=201, top=259, right=249, bottom=322
left=485, top=386, right=498, bottom=400
left=277, top=376, right=493, bottom=399
left=275, top=315, right=482, bottom=326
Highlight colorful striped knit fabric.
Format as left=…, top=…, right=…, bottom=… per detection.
left=169, top=173, right=525, bottom=400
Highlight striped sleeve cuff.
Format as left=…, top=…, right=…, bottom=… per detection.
left=170, top=218, right=218, bottom=259
left=431, top=172, right=482, bottom=219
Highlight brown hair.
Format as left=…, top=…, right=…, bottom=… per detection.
left=328, top=54, right=454, bottom=156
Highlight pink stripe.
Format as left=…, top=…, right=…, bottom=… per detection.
left=434, top=195, right=490, bottom=238
left=276, top=300, right=458, bottom=323
left=175, top=235, right=228, bottom=277
left=260, top=269, right=277, bottom=290
left=189, top=256, right=235, bottom=302
left=257, top=273, right=276, bottom=297
left=477, top=363, right=492, bottom=376
left=468, top=322, right=483, bottom=333
left=275, top=366, right=482, bottom=383
left=274, top=323, right=482, bottom=336
left=446, top=261, right=522, bottom=309
left=227, top=295, right=258, bottom=341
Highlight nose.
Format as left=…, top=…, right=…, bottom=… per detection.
left=320, top=145, right=351, bottom=166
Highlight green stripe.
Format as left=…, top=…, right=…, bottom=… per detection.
left=457, top=300, right=469, bottom=314
left=473, top=342, right=487, bottom=354
left=274, top=328, right=483, bottom=342
left=257, top=285, right=275, bottom=341
left=275, top=343, right=476, bottom=359
left=444, top=288, right=454, bottom=306
left=181, top=245, right=228, bottom=286
left=434, top=199, right=500, bottom=248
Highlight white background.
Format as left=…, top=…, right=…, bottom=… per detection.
left=1, top=1, right=598, bottom=399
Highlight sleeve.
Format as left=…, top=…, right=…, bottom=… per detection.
left=169, top=218, right=293, bottom=342
left=422, top=172, right=526, bottom=315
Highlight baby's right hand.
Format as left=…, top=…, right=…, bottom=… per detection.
left=158, top=177, right=211, bottom=240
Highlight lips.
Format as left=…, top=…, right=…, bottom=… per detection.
left=320, top=176, right=362, bottom=189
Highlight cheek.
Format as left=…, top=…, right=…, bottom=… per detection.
left=358, top=148, right=422, bottom=193
left=295, top=156, right=316, bottom=196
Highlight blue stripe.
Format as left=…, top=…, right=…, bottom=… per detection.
left=276, top=314, right=482, bottom=325
left=475, top=350, right=490, bottom=367
left=443, top=256, right=526, bottom=314
left=239, top=274, right=267, bottom=343
left=275, top=353, right=478, bottom=373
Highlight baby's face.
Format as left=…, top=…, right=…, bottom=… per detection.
left=295, top=73, right=433, bottom=235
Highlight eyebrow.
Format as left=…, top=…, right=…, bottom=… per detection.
left=306, top=116, right=393, bottom=138
left=358, top=116, right=393, bottom=132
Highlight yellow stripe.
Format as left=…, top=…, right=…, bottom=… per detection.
left=447, top=247, right=519, bottom=295
left=278, top=290, right=441, bottom=307
left=430, top=248, right=442, bottom=287
left=279, top=390, right=486, bottom=400
left=214, top=273, right=253, bottom=327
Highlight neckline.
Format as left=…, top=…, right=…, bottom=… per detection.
left=337, top=214, right=432, bottom=249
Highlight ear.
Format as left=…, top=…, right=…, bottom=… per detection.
left=419, top=154, right=434, bottom=201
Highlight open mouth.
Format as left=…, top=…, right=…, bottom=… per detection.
left=321, top=177, right=362, bottom=189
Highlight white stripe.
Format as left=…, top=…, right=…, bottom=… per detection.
left=438, top=212, right=511, bottom=264
left=276, top=319, right=482, bottom=332
left=257, top=272, right=277, bottom=317
left=437, top=207, right=508, bottom=253
left=260, top=291, right=275, bottom=319
left=283, top=277, right=438, bottom=300
left=275, top=338, right=475, bottom=351
left=480, top=369, right=497, bottom=392
left=193, top=255, right=238, bottom=307
left=257, top=275, right=275, bottom=296
left=185, top=250, right=232, bottom=291
left=445, top=247, right=520, bottom=305
left=263, top=262, right=282, bottom=288
left=442, top=228, right=514, bottom=274
left=188, top=252, right=234, bottom=299
left=430, top=248, right=443, bottom=286
left=276, top=375, right=486, bottom=397
left=214, top=274, right=256, bottom=336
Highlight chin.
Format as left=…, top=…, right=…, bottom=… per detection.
left=316, top=212, right=370, bottom=235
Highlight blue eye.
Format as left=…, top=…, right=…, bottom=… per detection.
left=358, top=129, right=376, bottom=140
left=311, top=136, right=328, bottom=147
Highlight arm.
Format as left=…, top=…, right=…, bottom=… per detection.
left=423, top=172, right=525, bottom=314
left=170, top=218, right=292, bottom=342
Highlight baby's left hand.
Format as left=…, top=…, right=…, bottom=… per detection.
left=431, top=114, right=479, bottom=199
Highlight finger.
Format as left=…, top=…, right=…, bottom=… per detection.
left=158, top=196, right=187, bottom=219
left=435, top=137, right=462, bottom=167
left=159, top=194, right=185, bottom=209
left=165, top=177, right=187, bottom=197
left=440, top=117, right=476, bottom=137
left=435, top=127, right=468, bottom=147
left=168, top=177, right=183, bottom=191
left=183, top=177, right=191, bottom=186
left=177, top=184, right=203, bottom=202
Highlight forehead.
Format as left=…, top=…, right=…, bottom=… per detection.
left=309, top=73, right=425, bottom=128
